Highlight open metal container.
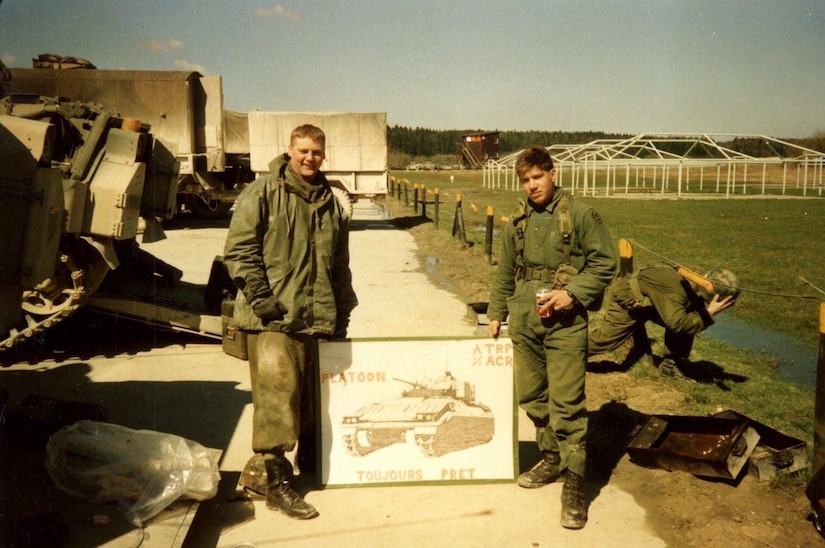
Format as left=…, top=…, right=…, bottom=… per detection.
left=627, top=414, right=760, bottom=480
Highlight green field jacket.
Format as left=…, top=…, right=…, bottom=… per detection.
left=223, top=154, right=358, bottom=335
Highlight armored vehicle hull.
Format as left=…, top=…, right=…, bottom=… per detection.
left=0, top=84, right=184, bottom=352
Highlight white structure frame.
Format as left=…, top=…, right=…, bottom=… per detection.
left=483, top=133, right=825, bottom=197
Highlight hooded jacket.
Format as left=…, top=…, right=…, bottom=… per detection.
left=223, top=154, right=358, bottom=335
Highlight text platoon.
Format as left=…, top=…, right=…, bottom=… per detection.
left=321, top=370, right=387, bottom=384
left=319, top=341, right=514, bottom=386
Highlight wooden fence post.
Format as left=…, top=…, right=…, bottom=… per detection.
left=452, top=193, right=459, bottom=237
left=485, top=205, right=494, bottom=264
left=618, top=238, right=634, bottom=277
left=451, top=193, right=466, bottom=244
left=420, top=185, right=427, bottom=218
left=413, top=184, right=419, bottom=214
left=434, top=189, right=440, bottom=228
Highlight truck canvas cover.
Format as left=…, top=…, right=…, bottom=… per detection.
left=247, top=111, right=387, bottom=174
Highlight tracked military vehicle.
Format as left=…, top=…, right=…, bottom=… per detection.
left=10, top=62, right=254, bottom=221
left=341, top=373, right=495, bottom=458
left=0, top=60, right=389, bottom=354
left=0, top=61, right=189, bottom=352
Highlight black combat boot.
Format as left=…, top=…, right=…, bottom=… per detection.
left=517, top=450, right=561, bottom=488
left=658, top=358, right=695, bottom=381
left=560, top=470, right=587, bottom=529
left=264, top=454, right=319, bottom=519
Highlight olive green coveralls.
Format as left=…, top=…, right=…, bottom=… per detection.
left=488, top=190, right=616, bottom=476
left=588, top=265, right=714, bottom=360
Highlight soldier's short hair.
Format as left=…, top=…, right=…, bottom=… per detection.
left=290, top=124, right=325, bottom=147
left=515, top=146, right=554, bottom=177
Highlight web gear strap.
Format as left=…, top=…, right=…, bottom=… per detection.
left=514, top=190, right=574, bottom=265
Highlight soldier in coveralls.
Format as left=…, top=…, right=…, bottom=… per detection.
left=588, top=265, right=738, bottom=376
left=224, top=125, right=357, bottom=519
left=487, top=146, right=616, bottom=529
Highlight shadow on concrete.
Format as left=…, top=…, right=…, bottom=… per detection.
left=387, top=215, right=432, bottom=230
left=183, top=471, right=256, bottom=548
left=347, top=215, right=432, bottom=232
left=0, top=316, right=251, bottom=547
left=1, top=308, right=220, bottom=367
left=517, top=401, right=649, bottom=513
left=160, top=213, right=232, bottom=231
left=349, top=219, right=396, bottom=231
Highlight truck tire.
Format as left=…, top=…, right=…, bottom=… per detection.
left=331, top=187, right=353, bottom=220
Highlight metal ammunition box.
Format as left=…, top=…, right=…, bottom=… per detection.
left=221, top=300, right=248, bottom=360
left=714, top=410, right=808, bottom=481
left=627, top=414, right=760, bottom=480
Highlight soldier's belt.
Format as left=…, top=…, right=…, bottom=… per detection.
left=519, top=267, right=557, bottom=283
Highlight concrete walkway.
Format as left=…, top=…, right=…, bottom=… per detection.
left=0, top=203, right=666, bottom=547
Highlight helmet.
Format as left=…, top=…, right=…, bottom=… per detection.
left=699, top=268, right=741, bottom=300
left=238, top=454, right=267, bottom=496
left=238, top=453, right=294, bottom=496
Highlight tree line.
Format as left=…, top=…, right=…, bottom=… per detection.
left=387, top=125, right=825, bottom=168
left=388, top=125, right=630, bottom=157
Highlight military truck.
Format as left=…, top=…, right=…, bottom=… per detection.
left=9, top=65, right=253, bottom=220
left=247, top=111, right=388, bottom=217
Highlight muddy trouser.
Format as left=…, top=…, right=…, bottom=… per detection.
left=509, top=301, right=589, bottom=477
left=247, top=331, right=318, bottom=454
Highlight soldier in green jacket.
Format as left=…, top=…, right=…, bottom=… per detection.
left=224, top=124, right=358, bottom=520
left=488, top=146, right=616, bottom=529
left=588, top=265, right=738, bottom=376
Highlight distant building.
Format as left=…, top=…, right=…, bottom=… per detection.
left=458, top=131, right=499, bottom=168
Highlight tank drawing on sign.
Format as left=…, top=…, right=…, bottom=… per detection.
left=341, top=372, right=495, bottom=457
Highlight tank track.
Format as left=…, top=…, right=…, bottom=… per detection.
left=1, top=246, right=104, bottom=355
left=0, top=300, right=82, bottom=352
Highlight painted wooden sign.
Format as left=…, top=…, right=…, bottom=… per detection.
left=318, top=338, right=515, bottom=487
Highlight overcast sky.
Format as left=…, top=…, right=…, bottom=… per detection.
left=2, top=0, right=824, bottom=138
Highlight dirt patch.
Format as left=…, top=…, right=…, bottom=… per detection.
left=385, top=203, right=819, bottom=547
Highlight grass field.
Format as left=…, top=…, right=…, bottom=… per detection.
left=386, top=169, right=824, bottom=461
left=390, top=169, right=825, bottom=350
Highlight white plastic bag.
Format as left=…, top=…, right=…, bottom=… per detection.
left=45, top=420, right=222, bottom=527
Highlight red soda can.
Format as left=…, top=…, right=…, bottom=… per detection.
left=536, top=288, right=551, bottom=318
